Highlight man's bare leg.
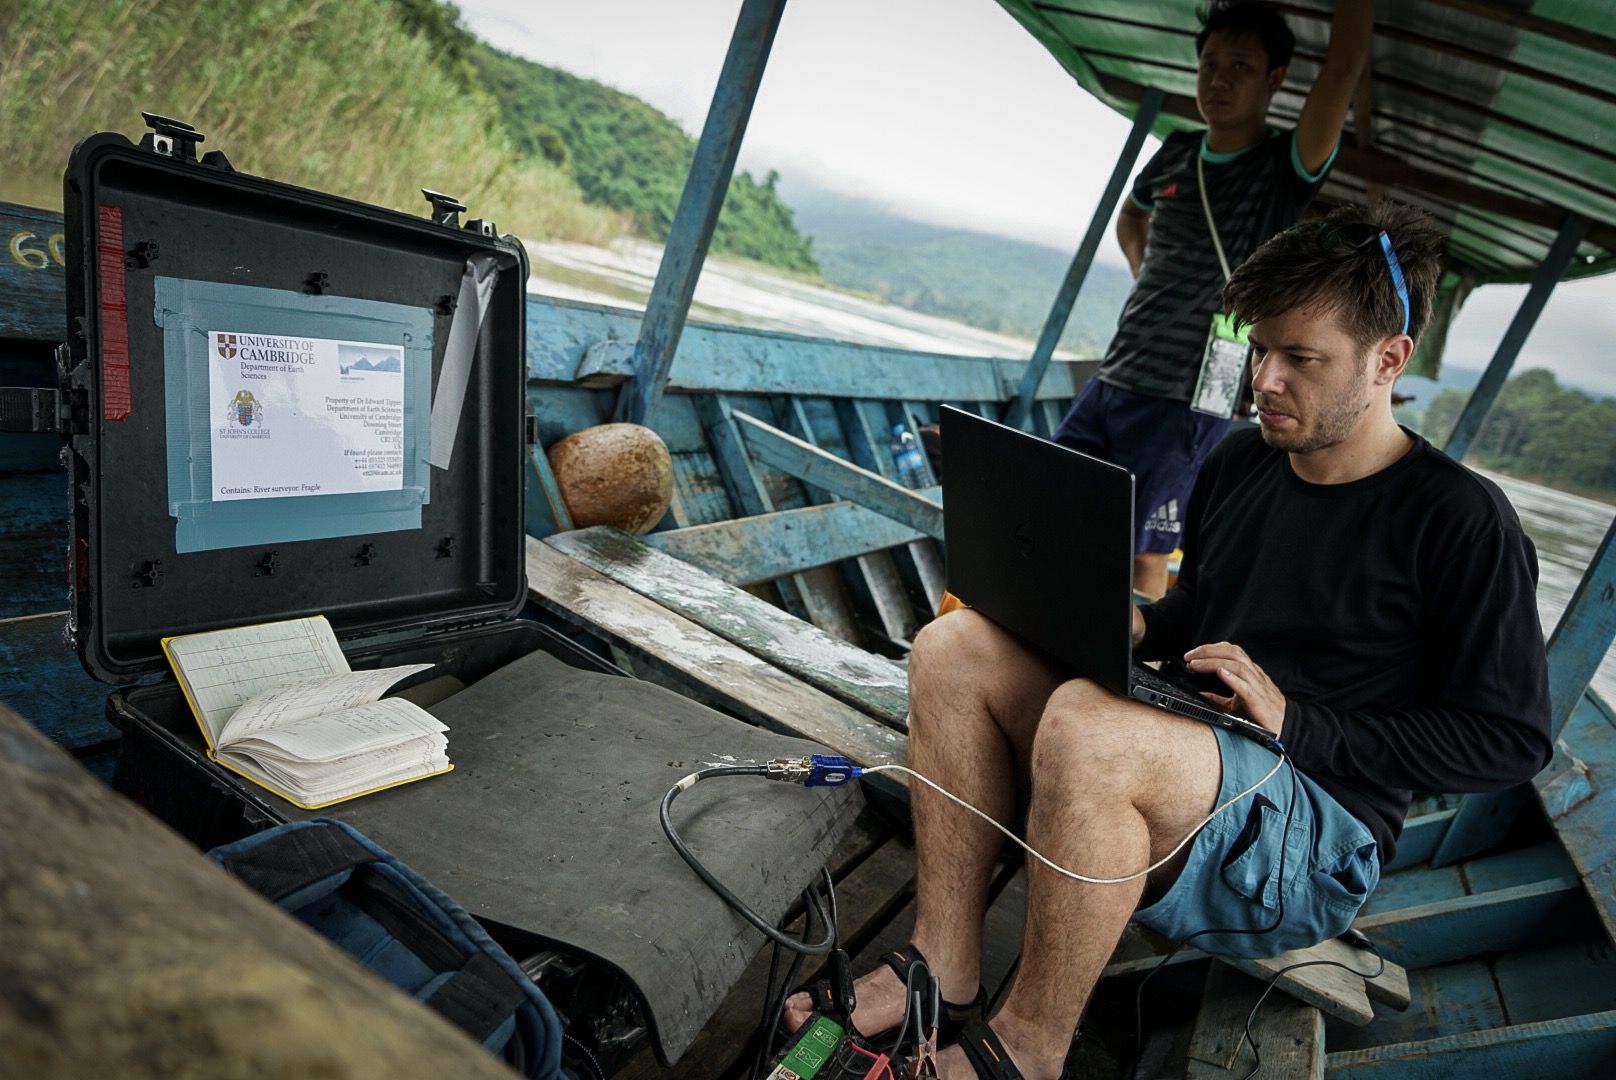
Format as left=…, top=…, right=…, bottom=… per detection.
left=934, top=682, right=1223, bottom=1080
left=1133, top=551, right=1170, bottom=599
left=783, top=609, right=1066, bottom=1035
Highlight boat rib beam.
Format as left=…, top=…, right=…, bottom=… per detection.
left=1442, top=211, right=1586, bottom=463
left=614, top=0, right=787, bottom=426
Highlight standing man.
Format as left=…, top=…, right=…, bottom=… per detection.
left=785, top=201, right=1553, bottom=1080
left=1054, top=0, right=1374, bottom=597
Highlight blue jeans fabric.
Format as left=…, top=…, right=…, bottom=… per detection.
left=1052, top=380, right=1231, bottom=554
left=1133, top=727, right=1381, bottom=959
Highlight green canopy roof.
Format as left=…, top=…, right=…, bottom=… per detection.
left=997, top=0, right=1616, bottom=285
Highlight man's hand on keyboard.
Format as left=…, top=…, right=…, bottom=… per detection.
left=1183, top=641, right=1286, bottom=738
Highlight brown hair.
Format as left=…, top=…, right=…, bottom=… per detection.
left=1223, top=201, right=1447, bottom=351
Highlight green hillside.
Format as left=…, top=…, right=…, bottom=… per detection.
left=1, top=0, right=616, bottom=244
left=470, top=43, right=819, bottom=275
left=787, top=185, right=1133, bottom=356
left=1421, top=369, right=1616, bottom=499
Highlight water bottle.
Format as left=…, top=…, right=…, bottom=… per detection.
left=890, top=423, right=933, bottom=489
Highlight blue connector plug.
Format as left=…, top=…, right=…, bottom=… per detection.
left=765, top=755, right=865, bottom=786
left=807, top=755, right=862, bottom=787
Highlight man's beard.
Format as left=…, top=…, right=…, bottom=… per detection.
left=1256, top=364, right=1371, bottom=455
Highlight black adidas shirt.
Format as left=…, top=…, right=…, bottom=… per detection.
left=1138, top=428, right=1554, bottom=862
left=1100, top=128, right=1331, bottom=402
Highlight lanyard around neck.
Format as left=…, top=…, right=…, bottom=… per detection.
left=1197, top=143, right=1234, bottom=283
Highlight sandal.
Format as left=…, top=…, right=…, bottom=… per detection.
left=791, top=942, right=984, bottom=1046
left=959, top=1022, right=1068, bottom=1080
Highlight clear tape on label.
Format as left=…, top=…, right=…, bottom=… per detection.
left=154, top=276, right=435, bottom=553
left=429, top=253, right=500, bottom=470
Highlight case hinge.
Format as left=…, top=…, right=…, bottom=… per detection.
left=0, top=386, right=86, bottom=435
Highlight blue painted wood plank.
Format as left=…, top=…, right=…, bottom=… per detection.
left=694, top=395, right=768, bottom=519
left=1325, top=1009, right=1616, bottom=1079
left=787, top=396, right=922, bottom=643
left=1353, top=876, right=1589, bottom=969
left=1534, top=691, right=1616, bottom=942
left=692, top=394, right=814, bottom=621
left=731, top=410, right=944, bottom=540
left=1427, top=786, right=1531, bottom=867
left=0, top=470, right=68, bottom=620
left=526, top=383, right=611, bottom=450
left=1324, top=962, right=1503, bottom=1055
left=1462, top=840, right=1578, bottom=894
left=0, top=611, right=121, bottom=753
left=524, top=448, right=574, bottom=540
left=670, top=450, right=738, bottom=528
left=615, top=0, right=788, bottom=424
left=643, top=502, right=928, bottom=588
left=525, top=293, right=1093, bottom=404
left=1494, top=939, right=1616, bottom=1025
left=1383, top=810, right=1454, bottom=871
left=1002, top=86, right=1162, bottom=430
left=1357, top=864, right=1466, bottom=918
left=0, top=202, right=68, bottom=342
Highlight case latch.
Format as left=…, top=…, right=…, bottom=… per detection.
left=140, top=112, right=205, bottom=161
left=0, top=386, right=86, bottom=435
left=422, top=188, right=467, bottom=228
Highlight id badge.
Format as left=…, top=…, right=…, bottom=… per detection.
left=1191, top=312, right=1250, bottom=418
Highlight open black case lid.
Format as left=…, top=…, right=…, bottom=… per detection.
left=63, top=123, right=531, bottom=683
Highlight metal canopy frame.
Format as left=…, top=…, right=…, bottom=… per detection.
left=997, top=0, right=1616, bottom=285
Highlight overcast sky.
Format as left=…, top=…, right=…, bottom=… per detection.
left=453, top=0, right=1616, bottom=398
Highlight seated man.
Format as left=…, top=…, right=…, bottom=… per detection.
left=784, top=201, right=1554, bottom=1079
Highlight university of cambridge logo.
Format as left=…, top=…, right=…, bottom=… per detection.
left=217, top=333, right=238, bottom=360
left=227, top=389, right=260, bottom=427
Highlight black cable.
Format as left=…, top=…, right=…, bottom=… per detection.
left=1235, top=941, right=1385, bottom=1080
left=660, top=766, right=838, bottom=955
left=1131, top=749, right=1300, bottom=1079
left=754, top=900, right=816, bottom=1080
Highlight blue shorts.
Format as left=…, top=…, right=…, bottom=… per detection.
left=1052, top=380, right=1231, bottom=554
left=1133, top=728, right=1380, bottom=959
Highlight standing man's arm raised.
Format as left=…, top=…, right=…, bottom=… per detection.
left=1293, top=0, right=1375, bottom=175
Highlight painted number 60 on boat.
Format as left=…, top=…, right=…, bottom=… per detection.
left=7, top=230, right=66, bottom=270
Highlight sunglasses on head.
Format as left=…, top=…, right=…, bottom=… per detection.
left=1318, top=221, right=1411, bottom=336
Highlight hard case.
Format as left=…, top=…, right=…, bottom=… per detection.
left=63, top=118, right=861, bottom=1071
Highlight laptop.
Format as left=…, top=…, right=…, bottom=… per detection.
left=938, top=405, right=1276, bottom=747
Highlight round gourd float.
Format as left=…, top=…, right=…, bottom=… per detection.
left=547, top=423, right=674, bottom=534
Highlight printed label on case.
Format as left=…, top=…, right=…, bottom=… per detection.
left=209, top=330, right=406, bottom=501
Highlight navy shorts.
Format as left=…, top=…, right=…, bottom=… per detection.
left=1134, top=728, right=1381, bottom=959
left=1052, top=380, right=1231, bottom=554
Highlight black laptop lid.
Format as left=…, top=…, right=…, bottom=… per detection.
left=940, top=405, right=1136, bottom=694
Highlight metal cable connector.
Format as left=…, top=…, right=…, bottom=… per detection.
left=765, top=757, right=814, bottom=783
left=764, top=756, right=864, bottom=786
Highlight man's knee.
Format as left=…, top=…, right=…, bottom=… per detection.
left=1031, top=680, right=1164, bottom=789
left=910, top=609, right=1029, bottom=697
left=1031, top=680, right=1114, bottom=761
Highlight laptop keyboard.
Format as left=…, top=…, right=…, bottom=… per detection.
left=1132, top=663, right=1197, bottom=697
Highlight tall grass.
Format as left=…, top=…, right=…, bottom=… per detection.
left=0, top=0, right=621, bottom=243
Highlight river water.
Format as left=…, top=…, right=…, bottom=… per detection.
left=525, top=239, right=1616, bottom=704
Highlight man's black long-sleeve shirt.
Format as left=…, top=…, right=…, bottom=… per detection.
left=1138, top=428, right=1554, bottom=862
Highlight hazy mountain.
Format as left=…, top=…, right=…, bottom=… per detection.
left=781, top=181, right=1134, bottom=356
